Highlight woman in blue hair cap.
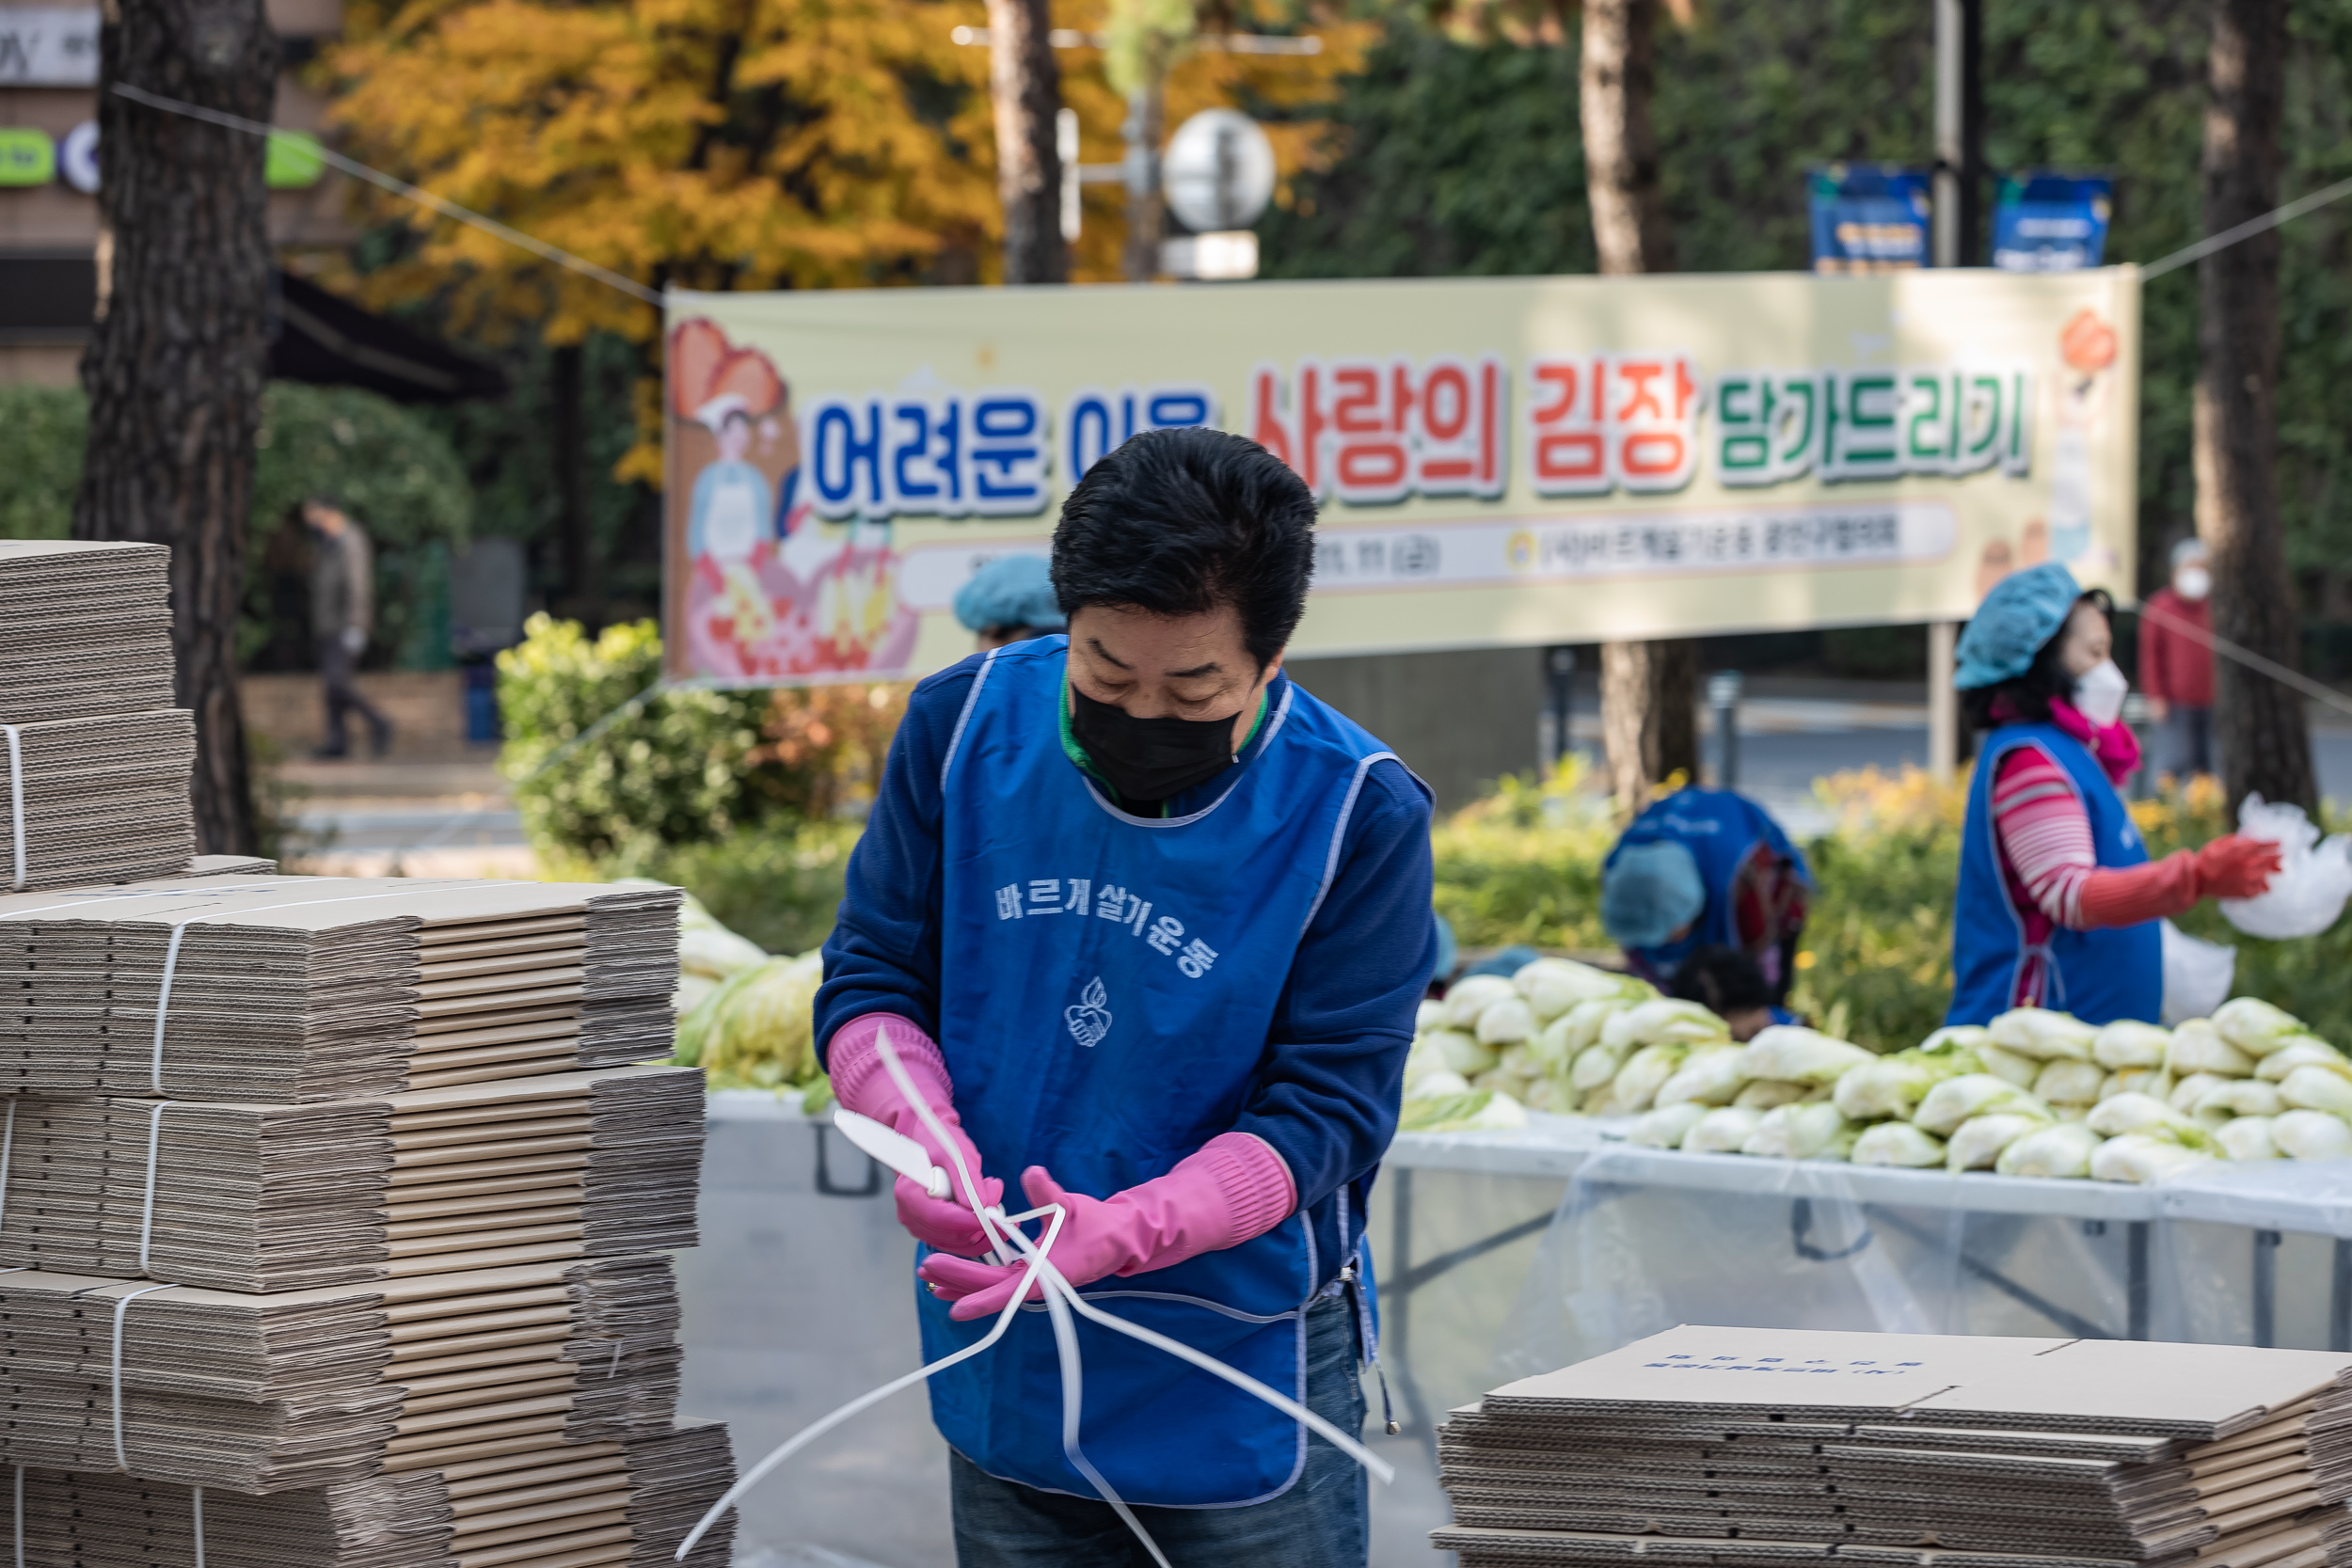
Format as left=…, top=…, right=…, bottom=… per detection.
left=1947, top=562, right=2280, bottom=1026
left=1600, top=786, right=1812, bottom=1037
left=953, top=553, right=1067, bottom=650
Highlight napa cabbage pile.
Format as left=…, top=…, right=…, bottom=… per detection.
left=1401, top=956, right=2352, bottom=1187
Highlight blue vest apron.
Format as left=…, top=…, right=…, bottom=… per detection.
left=920, top=638, right=1410, bottom=1507
left=1606, top=787, right=1810, bottom=982
left=1947, top=721, right=2161, bottom=1026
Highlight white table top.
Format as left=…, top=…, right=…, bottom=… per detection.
left=708, top=1093, right=2352, bottom=1231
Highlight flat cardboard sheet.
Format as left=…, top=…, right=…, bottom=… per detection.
left=0, top=1255, right=683, bottom=1491
left=1, top=1421, right=734, bottom=1566
left=0, top=541, right=176, bottom=729
left=1445, top=1328, right=2352, bottom=1566
left=0, top=875, right=679, bottom=1101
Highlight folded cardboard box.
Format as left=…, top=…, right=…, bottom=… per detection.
left=1436, top=1327, right=2352, bottom=1568
left=0, top=541, right=176, bottom=729
left=0, top=876, right=680, bottom=1101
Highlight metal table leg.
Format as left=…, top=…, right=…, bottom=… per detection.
left=2252, top=1229, right=2282, bottom=1348
left=2127, top=1221, right=2150, bottom=1340
left=2333, top=1239, right=2352, bottom=1354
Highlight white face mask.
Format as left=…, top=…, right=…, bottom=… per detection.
left=2074, top=657, right=2130, bottom=728
left=2176, top=565, right=2212, bottom=601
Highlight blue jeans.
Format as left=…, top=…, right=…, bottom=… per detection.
left=948, top=1292, right=1369, bottom=1567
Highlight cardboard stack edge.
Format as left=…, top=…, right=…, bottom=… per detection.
left=6, top=1420, right=734, bottom=1567
left=0, top=875, right=683, bottom=1101
left=0, top=542, right=197, bottom=892
left=0, top=542, right=176, bottom=731
left=0, top=1063, right=704, bottom=1291
left=1435, top=1327, right=2352, bottom=1568
left=0, top=1258, right=687, bottom=1490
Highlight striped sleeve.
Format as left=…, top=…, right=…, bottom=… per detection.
left=1992, top=744, right=2096, bottom=928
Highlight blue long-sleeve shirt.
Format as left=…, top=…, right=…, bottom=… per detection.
left=816, top=656, right=1436, bottom=1287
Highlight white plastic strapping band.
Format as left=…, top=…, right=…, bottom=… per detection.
left=192, top=1485, right=205, bottom=1568
left=1, top=725, right=23, bottom=891
left=109, top=1283, right=175, bottom=1472
left=144, top=883, right=528, bottom=1096
left=138, top=1102, right=174, bottom=1276
left=0, top=1099, right=17, bottom=1242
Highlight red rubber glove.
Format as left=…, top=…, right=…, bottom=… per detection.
left=2077, top=835, right=2286, bottom=927
left=917, top=1134, right=1295, bottom=1323
left=2195, top=834, right=2284, bottom=900
left=827, top=1012, right=1001, bottom=1257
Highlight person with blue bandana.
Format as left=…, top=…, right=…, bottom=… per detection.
left=953, top=554, right=1068, bottom=651
left=1599, top=785, right=1812, bottom=1035
left=814, top=427, right=1435, bottom=1567
left=1947, top=562, right=2279, bottom=1027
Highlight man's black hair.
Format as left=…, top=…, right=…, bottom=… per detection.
left=1960, top=588, right=2113, bottom=732
left=1669, top=945, right=1776, bottom=1016
left=1050, top=426, right=1316, bottom=670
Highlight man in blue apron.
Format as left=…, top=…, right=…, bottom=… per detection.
left=815, top=426, right=1435, bottom=1566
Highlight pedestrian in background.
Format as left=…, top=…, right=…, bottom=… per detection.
left=2138, top=536, right=2217, bottom=781
left=304, top=498, right=394, bottom=759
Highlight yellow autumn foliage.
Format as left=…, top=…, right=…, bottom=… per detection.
left=326, top=0, right=1368, bottom=480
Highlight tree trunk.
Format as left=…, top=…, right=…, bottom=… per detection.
left=1581, top=0, right=1694, bottom=811
left=2196, top=0, right=2313, bottom=812
left=74, top=0, right=275, bottom=857
left=985, top=0, right=1067, bottom=284
left=1581, top=0, right=1673, bottom=277
left=551, top=341, right=591, bottom=614
left=1120, top=83, right=1165, bottom=283
left=1602, top=641, right=1699, bottom=809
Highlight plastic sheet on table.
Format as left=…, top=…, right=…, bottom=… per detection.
left=1490, top=1144, right=2144, bottom=1380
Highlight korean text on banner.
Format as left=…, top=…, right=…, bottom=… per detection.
left=661, top=267, right=2139, bottom=687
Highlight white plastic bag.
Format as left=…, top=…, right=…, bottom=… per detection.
left=2159, top=918, right=2235, bottom=1023
left=2217, top=794, right=2352, bottom=940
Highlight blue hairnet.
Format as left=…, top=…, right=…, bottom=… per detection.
left=1954, top=562, right=2080, bottom=690
left=953, top=554, right=1065, bottom=635
left=1462, top=942, right=1543, bottom=981
left=1602, top=840, right=1707, bottom=951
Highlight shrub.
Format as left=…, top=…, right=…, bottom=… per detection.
left=548, top=819, right=861, bottom=958
left=0, top=387, right=85, bottom=541
left=498, top=614, right=905, bottom=862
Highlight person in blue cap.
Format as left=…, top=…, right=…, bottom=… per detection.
left=1600, top=785, right=1812, bottom=1035
left=1947, top=562, right=2279, bottom=1026
left=953, top=553, right=1067, bottom=650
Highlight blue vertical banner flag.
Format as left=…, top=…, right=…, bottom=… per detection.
left=1993, top=173, right=2114, bottom=272
left=1808, top=165, right=1932, bottom=274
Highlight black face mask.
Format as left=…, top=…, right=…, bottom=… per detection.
left=1069, top=685, right=1246, bottom=807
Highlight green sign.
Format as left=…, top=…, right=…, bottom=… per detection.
left=0, top=128, right=56, bottom=187
left=263, top=130, right=326, bottom=189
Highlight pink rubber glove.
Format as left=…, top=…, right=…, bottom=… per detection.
left=917, top=1132, right=1295, bottom=1322
left=828, top=1012, right=1002, bottom=1256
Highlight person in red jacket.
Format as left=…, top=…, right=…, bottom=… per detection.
left=2139, top=537, right=2217, bottom=780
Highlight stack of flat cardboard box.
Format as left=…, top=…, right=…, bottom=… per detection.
left=0, top=553, right=737, bottom=1564
left=0, top=876, right=682, bottom=1099
left=0, top=541, right=196, bottom=890
left=1435, top=1326, right=2352, bottom=1568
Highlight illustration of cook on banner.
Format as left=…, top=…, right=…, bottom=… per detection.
left=667, top=318, right=919, bottom=681
left=663, top=268, right=2142, bottom=689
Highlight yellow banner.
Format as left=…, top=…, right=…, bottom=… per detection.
left=663, top=267, right=2138, bottom=685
